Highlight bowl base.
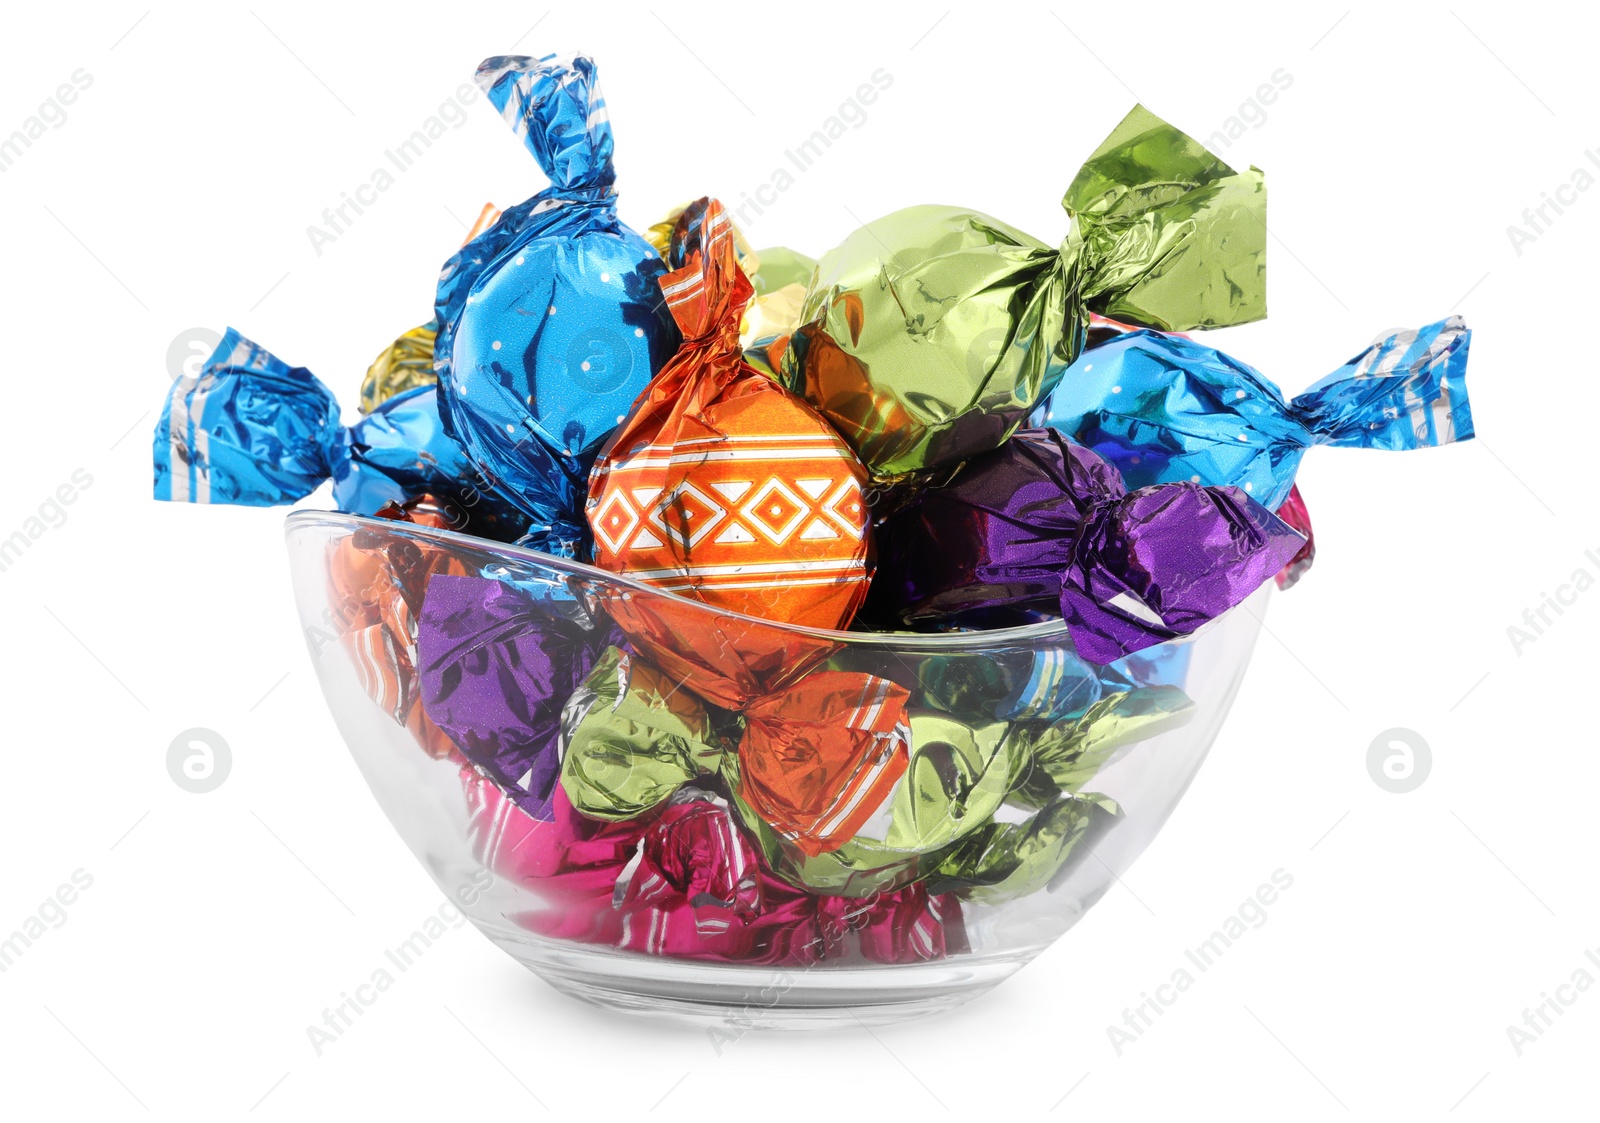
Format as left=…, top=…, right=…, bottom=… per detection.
left=491, top=933, right=1034, bottom=1031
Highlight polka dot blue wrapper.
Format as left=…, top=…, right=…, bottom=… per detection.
left=432, top=54, right=679, bottom=557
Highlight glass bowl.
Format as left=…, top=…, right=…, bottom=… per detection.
left=284, top=509, right=1268, bottom=1029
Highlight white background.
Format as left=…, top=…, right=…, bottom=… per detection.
left=1, top=1, right=1593, bottom=1118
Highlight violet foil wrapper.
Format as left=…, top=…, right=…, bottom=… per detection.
left=417, top=574, right=610, bottom=820
left=868, top=429, right=1304, bottom=663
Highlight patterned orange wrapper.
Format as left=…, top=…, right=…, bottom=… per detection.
left=581, top=592, right=841, bottom=711
left=329, top=494, right=470, bottom=761
left=587, top=198, right=872, bottom=700
left=738, top=671, right=911, bottom=857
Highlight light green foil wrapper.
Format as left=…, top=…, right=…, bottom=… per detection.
left=559, top=647, right=735, bottom=820
left=1025, top=685, right=1193, bottom=794
left=724, top=711, right=1024, bottom=896
left=927, top=791, right=1120, bottom=905
left=742, top=247, right=820, bottom=378
left=882, top=713, right=1029, bottom=852
left=723, top=684, right=1192, bottom=899
left=782, top=105, right=1266, bottom=480
left=931, top=686, right=1192, bottom=903
left=749, top=246, right=817, bottom=294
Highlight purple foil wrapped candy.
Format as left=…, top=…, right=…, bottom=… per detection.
left=418, top=574, right=610, bottom=820
left=868, top=429, right=1304, bottom=663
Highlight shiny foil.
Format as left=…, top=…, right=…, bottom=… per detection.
left=644, top=205, right=811, bottom=349
left=737, top=671, right=911, bottom=856
left=913, top=642, right=1104, bottom=723
left=868, top=428, right=1304, bottom=663
left=615, top=794, right=965, bottom=964
left=328, top=497, right=473, bottom=762
left=431, top=603, right=1176, bottom=913
left=595, top=590, right=842, bottom=711
left=727, top=687, right=1171, bottom=901
left=927, top=791, right=1120, bottom=904
left=458, top=581, right=915, bottom=858
left=153, top=327, right=525, bottom=538
left=1021, top=686, right=1194, bottom=795
left=1035, top=316, right=1473, bottom=510
left=1273, top=484, right=1316, bottom=589
left=880, top=712, right=1029, bottom=853
left=360, top=207, right=503, bottom=413
left=463, top=769, right=965, bottom=964
left=359, top=321, right=438, bottom=413
left=559, top=647, right=734, bottom=820
left=462, top=768, right=641, bottom=946
left=432, top=54, right=680, bottom=555
left=742, top=245, right=815, bottom=363
left=611, top=786, right=967, bottom=965
left=417, top=574, right=611, bottom=821
left=781, top=104, right=1267, bottom=481
left=750, top=246, right=817, bottom=295
left=588, top=198, right=872, bottom=631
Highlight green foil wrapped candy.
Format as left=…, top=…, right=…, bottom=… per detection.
left=782, top=104, right=1266, bottom=480
left=1024, top=685, right=1194, bottom=795
left=726, top=710, right=1031, bottom=897
left=934, top=686, right=1192, bottom=904
left=928, top=791, right=1121, bottom=905
left=729, top=782, right=926, bottom=898
left=882, top=713, right=1030, bottom=852
left=749, top=246, right=817, bottom=294
left=727, top=686, right=1194, bottom=898
left=559, top=647, right=735, bottom=821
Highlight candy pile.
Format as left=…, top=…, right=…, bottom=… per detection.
left=154, top=54, right=1474, bottom=967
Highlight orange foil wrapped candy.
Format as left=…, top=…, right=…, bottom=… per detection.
left=326, top=495, right=470, bottom=760
left=737, top=671, right=912, bottom=857
left=588, top=197, right=873, bottom=630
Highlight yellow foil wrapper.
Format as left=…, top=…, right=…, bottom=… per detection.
left=358, top=321, right=438, bottom=414
left=740, top=281, right=805, bottom=351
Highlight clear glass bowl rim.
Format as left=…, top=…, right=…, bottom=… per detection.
left=284, top=508, right=1186, bottom=653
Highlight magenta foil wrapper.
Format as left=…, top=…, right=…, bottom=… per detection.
left=868, top=429, right=1304, bottom=663
left=1274, top=484, right=1316, bottom=590
left=465, top=774, right=964, bottom=965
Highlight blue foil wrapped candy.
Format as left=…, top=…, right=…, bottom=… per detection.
left=1034, top=316, right=1473, bottom=510
left=431, top=54, right=679, bottom=556
left=153, top=327, right=523, bottom=536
